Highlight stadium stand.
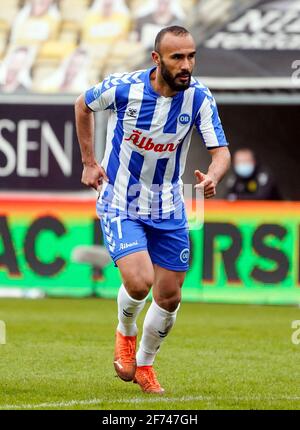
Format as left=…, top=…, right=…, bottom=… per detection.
left=0, top=0, right=252, bottom=93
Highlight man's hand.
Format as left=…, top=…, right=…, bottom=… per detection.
left=194, top=170, right=217, bottom=199
left=81, top=162, right=109, bottom=192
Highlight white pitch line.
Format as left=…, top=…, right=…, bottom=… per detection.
left=1, top=395, right=300, bottom=410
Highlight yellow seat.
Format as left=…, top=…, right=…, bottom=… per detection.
left=38, top=40, right=76, bottom=61
left=60, top=21, right=80, bottom=43
left=112, top=40, right=143, bottom=58
left=61, top=20, right=80, bottom=32
left=0, top=4, right=18, bottom=27
left=0, top=20, right=10, bottom=32
left=60, top=3, right=89, bottom=23
left=82, top=43, right=112, bottom=63
left=109, top=40, right=146, bottom=68
left=0, top=36, right=7, bottom=59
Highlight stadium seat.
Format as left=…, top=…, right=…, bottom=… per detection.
left=108, top=40, right=146, bottom=69
left=60, top=0, right=89, bottom=23
left=0, top=27, right=9, bottom=56
left=37, top=40, right=76, bottom=61
left=81, top=0, right=132, bottom=45
left=59, top=21, right=80, bottom=43
left=10, top=0, right=62, bottom=46
left=0, top=0, right=245, bottom=94
left=0, top=1, right=19, bottom=29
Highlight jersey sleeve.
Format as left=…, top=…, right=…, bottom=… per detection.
left=84, top=77, right=116, bottom=112
left=194, top=93, right=228, bottom=149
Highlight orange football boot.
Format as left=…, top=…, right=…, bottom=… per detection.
left=134, top=366, right=165, bottom=394
left=114, top=331, right=137, bottom=381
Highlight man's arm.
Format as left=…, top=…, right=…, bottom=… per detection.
left=74, top=94, right=108, bottom=190
left=195, top=147, right=231, bottom=199
left=194, top=90, right=231, bottom=198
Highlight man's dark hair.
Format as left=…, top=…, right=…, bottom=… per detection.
left=154, top=26, right=190, bottom=53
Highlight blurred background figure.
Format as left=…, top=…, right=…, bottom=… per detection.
left=225, top=148, right=282, bottom=201
left=0, top=45, right=36, bottom=92
left=37, top=47, right=91, bottom=93
left=81, top=0, right=131, bottom=45
left=133, top=0, right=185, bottom=48
left=10, top=0, right=61, bottom=45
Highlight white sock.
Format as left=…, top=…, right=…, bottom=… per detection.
left=136, top=300, right=180, bottom=366
left=117, top=284, right=147, bottom=337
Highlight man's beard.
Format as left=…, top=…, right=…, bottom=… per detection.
left=160, top=59, right=191, bottom=91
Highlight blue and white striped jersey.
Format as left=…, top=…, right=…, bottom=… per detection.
left=85, top=67, right=228, bottom=219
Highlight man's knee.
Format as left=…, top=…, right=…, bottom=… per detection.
left=153, top=272, right=184, bottom=311
left=155, top=294, right=181, bottom=312
left=154, top=286, right=182, bottom=312
left=123, top=272, right=153, bottom=300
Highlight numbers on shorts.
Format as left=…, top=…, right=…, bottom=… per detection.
left=110, top=216, right=123, bottom=240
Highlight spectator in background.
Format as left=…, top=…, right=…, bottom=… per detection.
left=133, top=0, right=185, bottom=48
left=225, top=148, right=281, bottom=200
left=10, top=0, right=61, bottom=45
left=38, top=48, right=91, bottom=93
left=81, top=0, right=131, bottom=45
left=0, top=46, right=36, bottom=93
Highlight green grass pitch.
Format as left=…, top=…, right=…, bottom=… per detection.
left=0, top=298, right=300, bottom=410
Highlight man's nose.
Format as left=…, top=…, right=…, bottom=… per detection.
left=181, top=59, right=191, bottom=71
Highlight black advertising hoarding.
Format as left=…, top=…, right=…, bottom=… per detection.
left=0, top=101, right=85, bottom=191
left=195, top=0, right=300, bottom=79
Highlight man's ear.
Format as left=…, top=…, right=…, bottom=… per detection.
left=151, top=51, right=160, bottom=66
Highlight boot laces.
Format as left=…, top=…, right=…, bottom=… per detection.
left=140, top=367, right=161, bottom=390
left=119, top=337, right=135, bottom=364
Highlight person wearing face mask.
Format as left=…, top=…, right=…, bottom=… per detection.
left=225, top=148, right=281, bottom=201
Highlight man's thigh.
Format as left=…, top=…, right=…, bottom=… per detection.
left=117, top=251, right=155, bottom=296
left=100, top=214, right=154, bottom=297
left=147, top=226, right=190, bottom=273
left=100, top=214, right=148, bottom=264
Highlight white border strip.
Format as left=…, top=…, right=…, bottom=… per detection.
left=1, top=395, right=300, bottom=409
